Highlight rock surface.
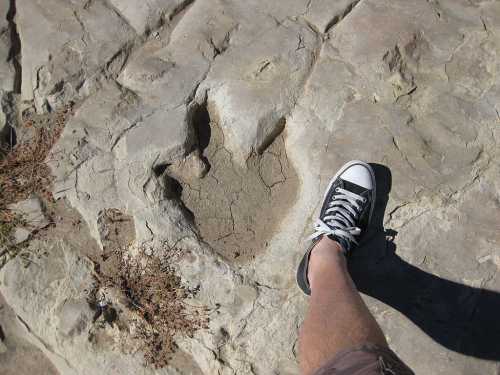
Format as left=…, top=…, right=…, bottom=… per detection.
left=0, top=1, right=14, bottom=93
left=17, top=0, right=135, bottom=110
left=1, top=0, right=500, bottom=374
left=7, top=197, right=49, bottom=244
left=0, top=0, right=16, bottom=139
left=0, top=292, right=60, bottom=375
left=108, top=0, right=187, bottom=35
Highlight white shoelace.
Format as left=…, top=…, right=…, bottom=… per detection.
left=309, top=187, right=366, bottom=246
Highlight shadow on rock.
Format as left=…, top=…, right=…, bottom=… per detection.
left=348, top=163, right=500, bottom=361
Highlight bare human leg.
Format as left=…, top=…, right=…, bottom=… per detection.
left=298, top=237, right=387, bottom=375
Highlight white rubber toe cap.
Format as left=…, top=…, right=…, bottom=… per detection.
left=339, top=163, right=374, bottom=189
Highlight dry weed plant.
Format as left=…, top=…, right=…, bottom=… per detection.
left=93, top=209, right=209, bottom=368
left=0, top=104, right=73, bottom=266
left=93, top=249, right=210, bottom=368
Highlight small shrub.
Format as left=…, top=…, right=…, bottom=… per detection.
left=0, top=104, right=73, bottom=265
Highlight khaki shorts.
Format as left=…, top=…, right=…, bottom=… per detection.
left=313, top=344, right=414, bottom=375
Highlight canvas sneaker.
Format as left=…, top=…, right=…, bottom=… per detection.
left=296, top=160, right=376, bottom=295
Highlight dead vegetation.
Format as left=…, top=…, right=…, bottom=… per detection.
left=101, top=253, right=209, bottom=368
left=92, top=209, right=209, bottom=368
left=0, top=209, right=25, bottom=263
left=0, top=104, right=73, bottom=266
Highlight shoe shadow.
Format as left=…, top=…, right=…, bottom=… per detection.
left=348, top=163, right=500, bottom=360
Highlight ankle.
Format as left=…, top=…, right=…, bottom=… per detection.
left=308, top=237, right=346, bottom=288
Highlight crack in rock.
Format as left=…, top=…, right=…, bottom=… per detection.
left=324, top=0, right=361, bottom=33
left=6, top=0, right=21, bottom=94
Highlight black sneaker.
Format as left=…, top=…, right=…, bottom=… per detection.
left=296, top=160, right=376, bottom=295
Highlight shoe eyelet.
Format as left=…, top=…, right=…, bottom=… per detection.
left=335, top=188, right=340, bottom=192
left=362, top=198, right=367, bottom=203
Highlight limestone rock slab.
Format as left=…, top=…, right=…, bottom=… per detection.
left=0, top=2, right=14, bottom=93
left=0, top=292, right=59, bottom=375
left=114, top=105, right=193, bottom=165
left=0, top=0, right=15, bottom=134
left=49, top=79, right=198, bottom=247
left=17, top=0, right=135, bottom=109
left=117, top=0, right=237, bottom=109
left=0, top=1, right=8, bottom=31
left=108, top=0, right=186, bottom=35
left=200, top=19, right=319, bottom=165
left=304, top=0, right=361, bottom=32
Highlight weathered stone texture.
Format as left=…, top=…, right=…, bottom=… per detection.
left=1, top=0, right=500, bottom=374
left=17, top=0, right=135, bottom=110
